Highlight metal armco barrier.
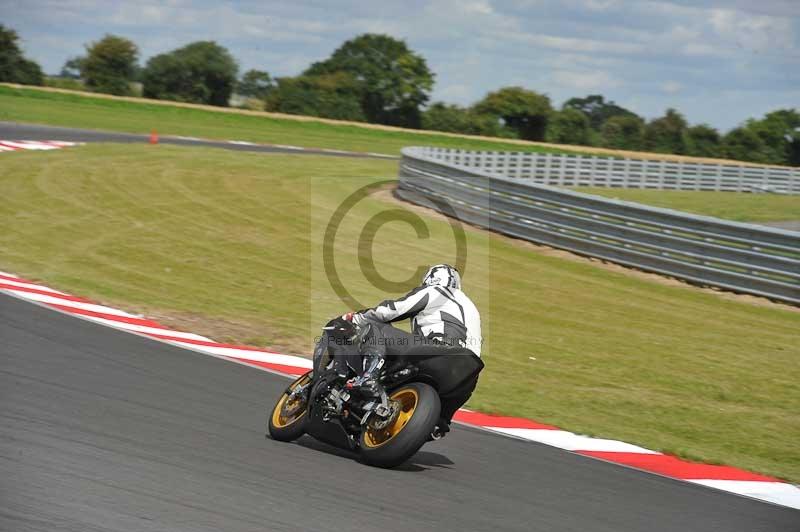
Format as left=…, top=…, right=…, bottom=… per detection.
left=414, top=147, right=800, bottom=194
left=398, top=147, right=800, bottom=305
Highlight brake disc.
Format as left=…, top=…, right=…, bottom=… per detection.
left=281, top=400, right=305, bottom=418
left=281, top=391, right=307, bottom=418
left=368, top=400, right=401, bottom=430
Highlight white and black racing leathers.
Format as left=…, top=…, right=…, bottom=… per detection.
left=353, top=285, right=482, bottom=357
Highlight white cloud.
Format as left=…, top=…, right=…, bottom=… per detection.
left=108, top=3, right=173, bottom=25
left=629, top=3, right=798, bottom=59
left=552, top=69, right=623, bottom=90
left=547, top=52, right=627, bottom=68
left=513, top=33, right=646, bottom=55
left=724, top=0, right=800, bottom=17
left=636, top=1, right=699, bottom=18
left=416, top=0, right=519, bottom=39
left=682, top=42, right=723, bottom=57
left=709, top=8, right=795, bottom=53
left=661, top=80, right=682, bottom=94
left=581, top=0, right=622, bottom=10
left=340, top=18, right=406, bottom=37
left=462, top=0, right=494, bottom=15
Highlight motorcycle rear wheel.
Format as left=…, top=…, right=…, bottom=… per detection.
left=268, top=372, right=311, bottom=442
left=359, top=382, right=441, bottom=468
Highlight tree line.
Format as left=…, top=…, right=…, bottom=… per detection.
left=2, top=24, right=798, bottom=166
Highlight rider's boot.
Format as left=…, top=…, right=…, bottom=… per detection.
left=428, top=419, right=451, bottom=441
left=346, top=351, right=385, bottom=398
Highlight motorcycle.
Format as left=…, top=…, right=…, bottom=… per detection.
left=267, top=326, right=483, bottom=468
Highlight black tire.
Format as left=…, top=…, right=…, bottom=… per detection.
left=267, top=372, right=311, bottom=442
left=359, top=382, right=441, bottom=468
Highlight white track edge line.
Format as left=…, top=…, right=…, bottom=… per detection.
left=1, top=285, right=798, bottom=511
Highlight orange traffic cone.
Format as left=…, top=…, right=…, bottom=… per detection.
left=149, top=129, right=159, bottom=144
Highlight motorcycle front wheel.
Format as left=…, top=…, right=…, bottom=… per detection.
left=359, top=382, right=441, bottom=468
left=267, top=371, right=311, bottom=442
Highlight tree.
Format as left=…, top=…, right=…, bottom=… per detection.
left=546, top=108, right=591, bottom=145
left=142, top=41, right=238, bottom=106
left=472, top=87, right=552, bottom=141
left=643, top=108, right=688, bottom=154
left=722, top=127, right=770, bottom=163
left=422, top=102, right=465, bottom=133
left=781, top=117, right=800, bottom=166
left=305, top=34, right=434, bottom=128
left=60, top=56, right=85, bottom=79
left=0, top=25, right=44, bottom=86
left=744, top=109, right=800, bottom=165
left=788, top=134, right=800, bottom=167
left=685, top=124, right=722, bottom=158
left=81, top=34, right=139, bottom=95
left=421, top=102, right=506, bottom=137
left=563, top=94, right=638, bottom=131
left=12, top=58, right=44, bottom=86
left=237, top=69, right=274, bottom=99
left=600, top=115, right=645, bottom=150
left=264, top=72, right=365, bottom=121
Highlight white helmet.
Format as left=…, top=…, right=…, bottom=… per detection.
left=421, top=264, right=461, bottom=290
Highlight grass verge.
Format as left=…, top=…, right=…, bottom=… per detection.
left=0, top=85, right=579, bottom=156
left=574, top=187, right=800, bottom=223
left=1, top=144, right=798, bottom=482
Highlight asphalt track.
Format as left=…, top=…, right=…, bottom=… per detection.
left=2, top=293, right=798, bottom=532
left=0, top=121, right=395, bottom=159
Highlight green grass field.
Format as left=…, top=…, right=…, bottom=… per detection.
left=3, top=84, right=796, bottom=224
left=576, top=187, right=800, bottom=223
left=2, top=144, right=798, bottom=482
left=0, top=85, right=581, bottom=156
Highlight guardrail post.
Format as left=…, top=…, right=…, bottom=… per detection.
left=621, top=159, right=630, bottom=188
left=686, top=161, right=698, bottom=191
left=588, top=156, right=597, bottom=187
left=651, top=160, right=661, bottom=189
left=659, top=160, right=669, bottom=190
left=521, top=152, right=528, bottom=179
left=557, top=155, right=566, bottom=186
left=636, top=159, right=644, bottom=188
left=544, top=153, right=553, bottom=185
left=737, top=166, right=746, bottom=192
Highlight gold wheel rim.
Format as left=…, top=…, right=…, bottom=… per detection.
left=271, top=373, right=310, bottom=428
left=362, top=388, right=419, bottom=448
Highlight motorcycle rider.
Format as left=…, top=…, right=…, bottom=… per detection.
left=353, top=264, right=482, bottom=357
left=341, top=264, right=483, bottom=438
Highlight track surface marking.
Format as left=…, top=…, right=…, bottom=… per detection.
left=0, top=122, right=398, bottom=159
left=1, top=294, right=797, bottom=532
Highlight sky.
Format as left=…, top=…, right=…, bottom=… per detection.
left=2, top=0, right=799, bottom=131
